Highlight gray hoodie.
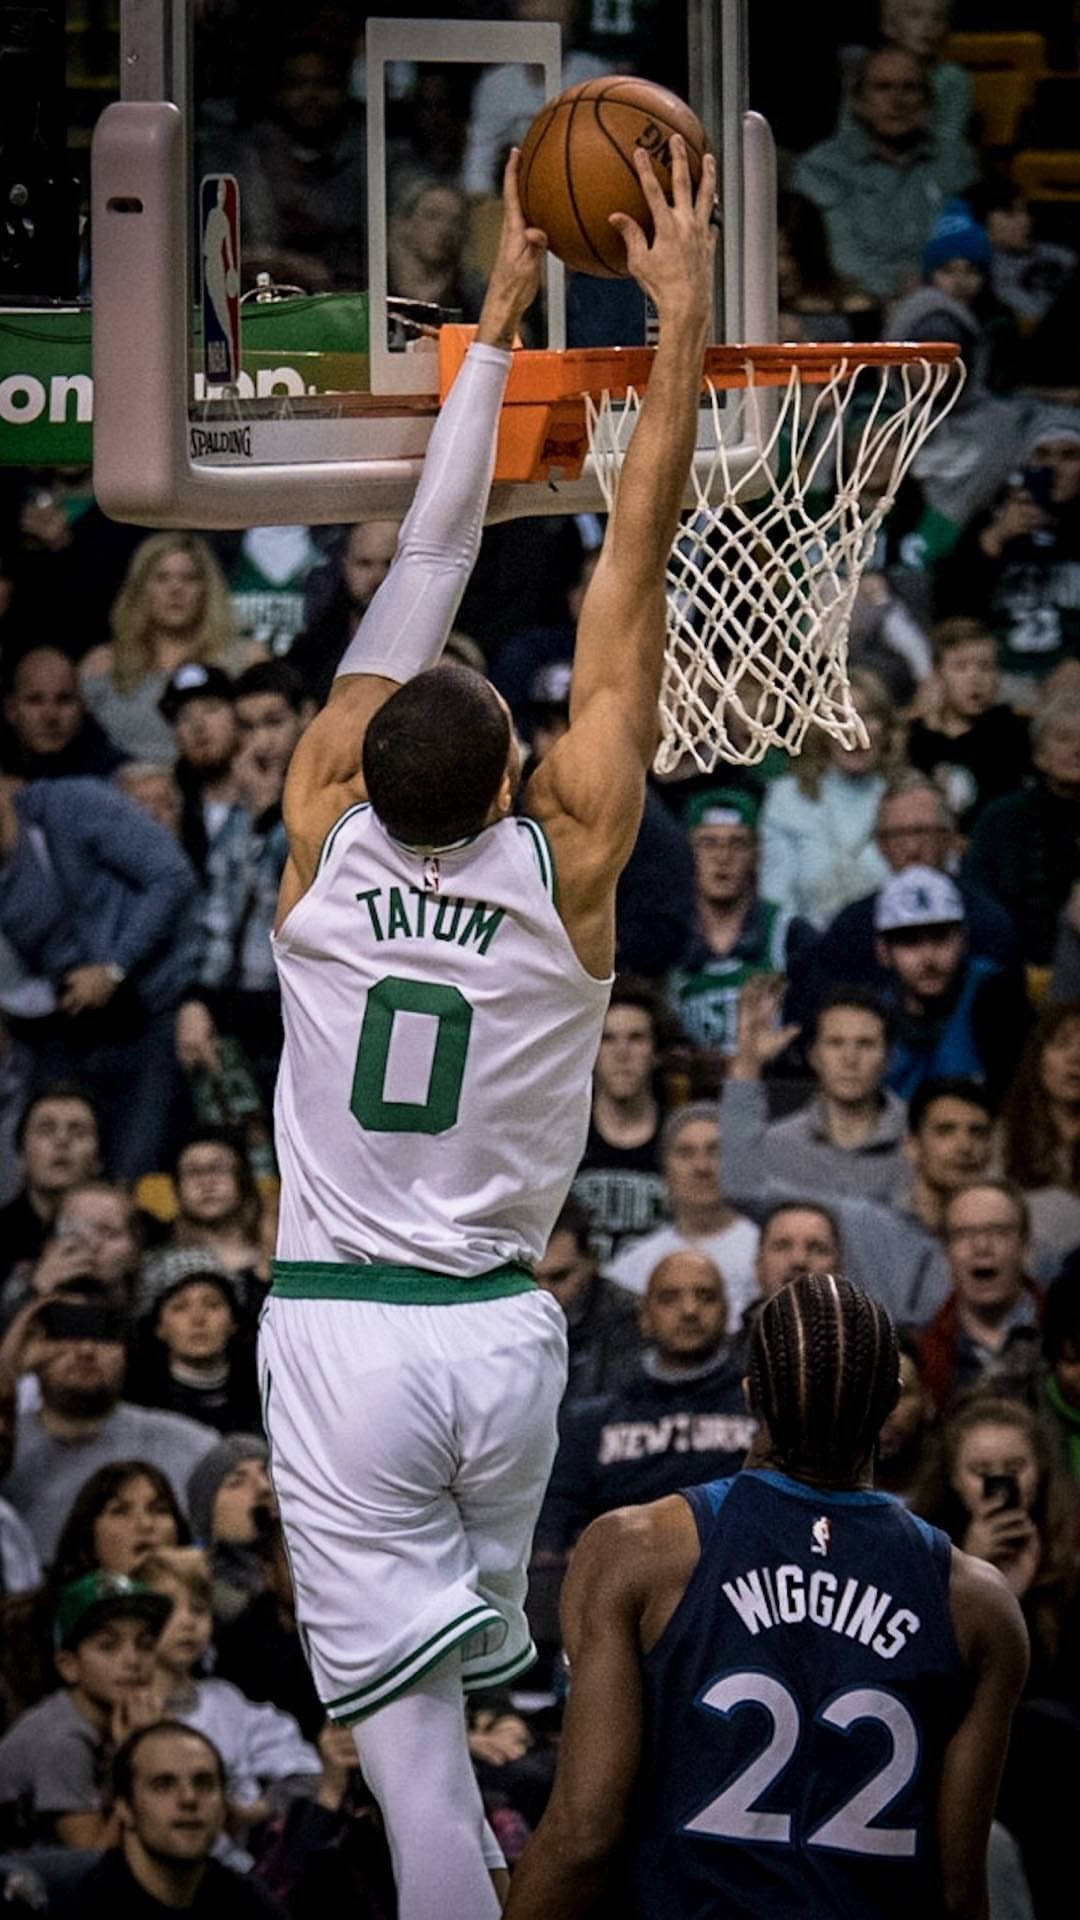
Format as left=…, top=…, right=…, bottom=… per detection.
left=887, top=286, right=1026, bottom=530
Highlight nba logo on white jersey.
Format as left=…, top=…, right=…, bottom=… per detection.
left=811, top=1516, right=831, bottom=1557
left=423, top=855, right=441, bottom=894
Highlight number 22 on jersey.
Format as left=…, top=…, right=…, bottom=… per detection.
left=685, top=1672, right=920, bottom=1857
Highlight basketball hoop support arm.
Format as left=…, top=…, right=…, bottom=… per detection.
left=91, top=100, right=430, bottom=526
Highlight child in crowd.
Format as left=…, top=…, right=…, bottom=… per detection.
left=921, top=200, right=992, bottom=318
left=889, top=211, right=1026, bottom=538
left=967, top=177, right=1077, bottom=332
left=135, top=1543, right=321, bottom=1858
left=0, top=1572, right=168, bottom=1849
left=906, top=617, right=1031, bottom=833
left=129, top=1248, right=262, bottom=1433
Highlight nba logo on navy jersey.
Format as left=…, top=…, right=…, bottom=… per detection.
left=812, top=1515, right=830, bottom=1556
left=200, top=175, right=241, bottom=387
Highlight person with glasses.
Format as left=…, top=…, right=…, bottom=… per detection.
left=917, top=1179, right=1044, bottom=1412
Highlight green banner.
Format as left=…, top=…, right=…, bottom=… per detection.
left=0, top=293, right=370, bottom=466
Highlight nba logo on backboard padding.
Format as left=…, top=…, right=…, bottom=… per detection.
left=200, top=175, right=241, bottom=388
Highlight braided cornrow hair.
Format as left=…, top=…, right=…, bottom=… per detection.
left=748, top=1273, right=900, bottom=1482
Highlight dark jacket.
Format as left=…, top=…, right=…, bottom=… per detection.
left=965, top=778, right=1080, bottom=969
left=0, top=778, right=197, bottom=1014
left=916, top=1283, right=1044, bottom=1413
left=884, top=955, right=1031, bottom=1106
left=537, top=1345, right=758, bottom=1553
left=906, top=706, right=1031, bottom=834
left=615, top=788, right=696, bottom=979
left=54, top=1847, right=287, bottom=1918
left=937, top=498, right=1080, bottom=684
left=0, top=712, right=128, bottom=783
left=788, top=876, right=1020, bottom=1024
left=561, top=1273, right=644, bottom=1405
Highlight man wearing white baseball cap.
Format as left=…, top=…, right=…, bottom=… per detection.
left=874, top=865, right=1029, bottom=1102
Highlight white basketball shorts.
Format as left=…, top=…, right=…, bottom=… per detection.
left=257, top=1286, right=567, bottom=1724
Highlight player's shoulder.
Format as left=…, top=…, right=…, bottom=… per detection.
left=946, top=1542, right=1030, bottom=1673
left=565, top=1496, right=704, bottom=1658
left=570, top=1495, right=700, bottom=1597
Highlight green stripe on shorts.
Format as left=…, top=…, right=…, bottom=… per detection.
left=462, top=1639, right=538, bottom=1692
left=271, top=1258, right=536, bottom=1303
left=324, top=1602, right=503, bottom=1722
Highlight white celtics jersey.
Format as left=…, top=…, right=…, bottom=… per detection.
left=272, top=803, right=611, bottom=1278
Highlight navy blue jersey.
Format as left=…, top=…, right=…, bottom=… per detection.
left=636, top=1470, right=967, bottom=1919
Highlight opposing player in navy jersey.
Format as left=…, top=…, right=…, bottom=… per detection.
left=504, top=1272, right=1029, bottom=1920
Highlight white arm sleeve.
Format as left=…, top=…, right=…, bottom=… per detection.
left=334, top=341, right=511, bottom=686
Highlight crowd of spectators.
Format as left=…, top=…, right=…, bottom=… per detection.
left=2, top=1, right=1080, bottom=1915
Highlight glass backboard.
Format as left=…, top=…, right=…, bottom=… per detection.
left=90, top=2, right=775, bottom=528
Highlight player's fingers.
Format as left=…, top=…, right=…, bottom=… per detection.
left=696, top=151, right=718, bottom=226
left=609, top=210, right=647, bottom=258
left=668, top=132, right=692, bottom=210
left=502, top=146, right=523, bottom=220
left=523, top=226, right=549, bottom=252
left=632, top=144, right=668, bottom=219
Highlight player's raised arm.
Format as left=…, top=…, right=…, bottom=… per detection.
left=277, top=151, right=547, bottom=896
left=939, top=1548, right=1029, bottom=1920
left=525, top=135, right=715, bottom=978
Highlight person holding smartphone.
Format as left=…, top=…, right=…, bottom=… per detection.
left=911, top=1391, right=1078, bottom=1689
left=909, top=1388, right=1080, bottom=1913
left=937, top=414, right=1080, bottom=706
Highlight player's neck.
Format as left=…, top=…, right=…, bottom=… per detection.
left=745, top=1431, right=873, bottom=1492
left=593, top=1087, right=658, bottom=1146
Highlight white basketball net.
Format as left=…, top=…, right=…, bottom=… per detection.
left=585, top=353, right=965, bottom=771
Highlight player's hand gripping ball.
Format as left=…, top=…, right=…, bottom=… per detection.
left=518, top=76, right=710, bottom=279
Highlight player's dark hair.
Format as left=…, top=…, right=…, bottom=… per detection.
left=362, top=665, right=511, bottom=848
left=907, top=1075, right=995, bottom=1138
left=809, top=985, right=890, bottom=1047
left=232, top=659, right=307, bottom=712
left=747, top=1272, right=900, bottom=1482
left=111, top=1719, right=225, bottom=1807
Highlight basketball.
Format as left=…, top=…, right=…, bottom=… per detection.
left=518, top=76, right=710, bottom=280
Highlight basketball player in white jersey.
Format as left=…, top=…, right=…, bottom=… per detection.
left=258, top=139, right=716, bottom=1917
